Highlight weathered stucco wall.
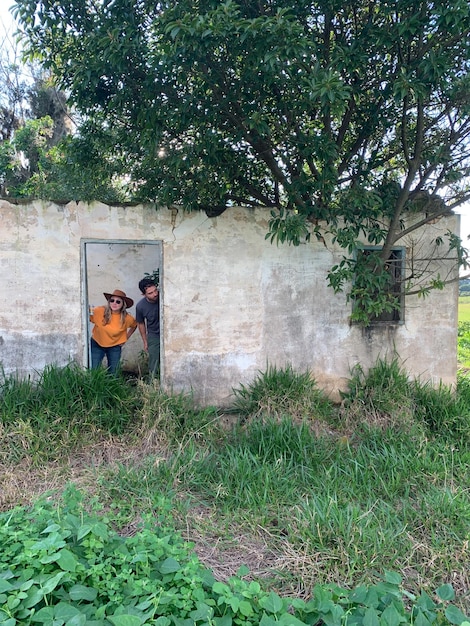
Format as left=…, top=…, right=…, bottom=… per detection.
left=0, top=199, right=459, bottom=405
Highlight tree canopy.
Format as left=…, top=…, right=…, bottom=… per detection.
left=12, top=0, right=470, bottom=321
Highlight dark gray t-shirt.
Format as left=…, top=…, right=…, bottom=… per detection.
left=136, top=297, right=160, bottom=337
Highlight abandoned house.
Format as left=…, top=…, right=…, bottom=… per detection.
left=0, top=199, right=460, bottom=406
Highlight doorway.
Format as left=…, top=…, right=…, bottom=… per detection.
left=81, top=239, right=162, bottom=375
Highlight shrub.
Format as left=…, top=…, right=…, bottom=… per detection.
left=0, top=364, right=138, bottom=463
left=134, top=380, right=223, bottom=447
left=339, top=358, right=417, bottom=432
left=412, top=375, right=470, bottom=443
left=232, top=364, right=334, bottom=423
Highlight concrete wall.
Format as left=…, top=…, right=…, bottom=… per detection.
left=0, top=199, right=459, bottom=405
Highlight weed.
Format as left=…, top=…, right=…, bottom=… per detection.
left=134, top=379, right=224, bottom=447
left=412, top=377, right=470, bottom=443
left=232, top=363, right=334, bottom=423
left=340, top=358, right=419, bottom=433
left=0, top=364, right=137, bottom=463
left=0, top=487, right=467, bottom=626
left=2, top=362, right=470, bottom=616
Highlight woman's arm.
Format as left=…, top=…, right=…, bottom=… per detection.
left=127, top=326, right=137, bottom=341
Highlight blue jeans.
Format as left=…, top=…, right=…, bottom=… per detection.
left=90, top=338, right=122, bottom=375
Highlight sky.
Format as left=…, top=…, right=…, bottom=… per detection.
left=1, top=2, right=470, bottom=248
left=457, top=207, right=470, bottom=247
left=1, top=2, right=18, bottom=52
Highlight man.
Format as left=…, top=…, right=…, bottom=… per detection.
left=136, top=277, right=160, bottom=377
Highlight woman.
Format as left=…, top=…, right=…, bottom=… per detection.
left=89, top=289, right=137, bottom=375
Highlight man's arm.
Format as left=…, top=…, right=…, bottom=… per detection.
left=138, top=322, right=148, bottom=350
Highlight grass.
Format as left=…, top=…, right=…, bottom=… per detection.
left=0, top=364, right=138, bottom=464
left=1, top=362, right=470, bottom=614
left=459, top=296, right=470, bottom=323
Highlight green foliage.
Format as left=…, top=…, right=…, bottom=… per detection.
left=0, top=486, right=468, bottom=626
left=0, top=364, right=138, bottom=463
left=0, top=116, right=53, bottom=197
left=328, top=250, right=402, bottom=325
left=266, top=208, right=311, bottom=247
left=0, top=485, right=215, bottom=625
left=340, top=358, right=417, bottom=431
left=458, top=320, right=470, bottom=367
left=1, top=128, right=129, bottom=203
left=144, top=269, right=160, bottom=288
left=12, top=0, right=470, bottom=318
left=412, top=375, right=470, bottom=442
left=232, top=363, right=334, bottom=422
left=135, top=381, right=223, bottom=447
left=341, top=358, right=470, bottom=444
left=2, top=363, right=470, bottom=616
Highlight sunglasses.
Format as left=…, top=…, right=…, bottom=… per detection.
left=109, top=298, right=123, bottom=304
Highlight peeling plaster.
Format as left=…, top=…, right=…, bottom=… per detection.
left=0, top=199, right=460, bottom=405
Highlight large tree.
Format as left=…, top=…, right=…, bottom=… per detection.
left=13, top=0, right=470, bottom=321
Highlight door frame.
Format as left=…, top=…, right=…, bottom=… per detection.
left=80, top=238, right=163, bottom=373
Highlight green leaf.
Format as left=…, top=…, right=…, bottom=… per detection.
left=24, top=586, right=45, bottom=609
left=107, top=616, right=144, bottom=626
left=236, top=565, right=249, bottom=577
left=261, top=591, right=284, bottom=614
left=363, top=607, right=380, bottom=626
left=68, top=584, right=98, bottom=601
left=278, top=613, right=309, bottom=626
left=416, top=592, right=436, bottom=611
left=57, top=548, right=78, bottom=572
left=381, top=604, right=403, bottom=626
left=65, top=616, right=87, bottom=626
left=0, top=580, right=14, bottom=593
left=154, top=617, right=172, bottom=626
left=384, top=571, right=402, bottom=585
left=213, top=581, right=230, bottom=595
left=436, top=584, right=455, bottom=601
left=30, top=606, right=55, bottom=623
left=190, top=603, right=213, bottom=621
left=259, top=616, right=279, bottom=626
left=77, top=524, right=93, bottom=541
left=55, top=602, right=83, bottom=621
left=414, top=609, right=432, bottom=626
left=238, top=600, right=254, bottom=617
left=40, top=571, right=66, bottom=595
left=159, top=557, right=181, bottom=574
left=445, top=605, right=469, bottom=625
left=41, top=523, right=62, bottom=534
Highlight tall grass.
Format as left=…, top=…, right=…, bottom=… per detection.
left=97, top=409, right=470, bottom=597
left=0, top=364, right=137, bottom=463
left=2, top=361, right=470, bottom=610
left=232, top=363, right=334, bottom=423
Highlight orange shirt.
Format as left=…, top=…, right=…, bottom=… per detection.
left=90, top=306, right=137, bottom=347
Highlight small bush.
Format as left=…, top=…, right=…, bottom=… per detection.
left=134, top=379, right=223, bottom=447
left=0, top=364, right=138, bottom=463
left=340, top=358, right=470, bottom=443
left=232, top=364, right=334, bottom=423
left=412, top=375, right=470, bottom=443
left=340, top=358, right=417, bottom=432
